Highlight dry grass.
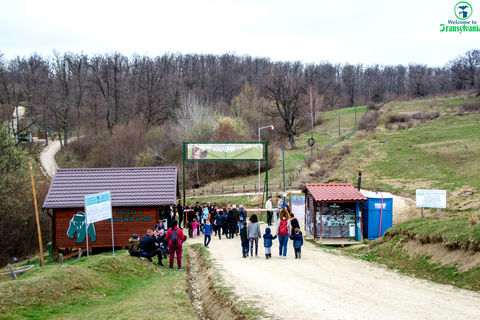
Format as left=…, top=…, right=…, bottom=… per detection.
left=470, top=215, right=479, bottom=226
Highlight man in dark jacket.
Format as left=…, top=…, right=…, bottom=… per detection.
left=177, top=200, right=184, bottom=228
left=215, top=210, right=226, bottom=239
left=240, top=221, right=249, bottom=258
left=231, top=205, right=240, bottom=236
left=140, top=228, right=164, bottom=267
left=226, top=210, right=237, bottom=239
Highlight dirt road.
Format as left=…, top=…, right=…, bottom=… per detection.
left=187, top=224, right=480, bottom=319
left=39, top=137, right=77, bottom=178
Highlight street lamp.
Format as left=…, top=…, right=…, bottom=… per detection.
left=258, top=125, right=274, bottom=194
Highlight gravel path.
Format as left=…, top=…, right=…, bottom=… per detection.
left=187, top=224, right=480, bottom=320
left=39, top=137, right=78, bottom=178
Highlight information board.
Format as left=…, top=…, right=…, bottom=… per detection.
left=85, top=191, right=112, bottom=224
left=415, top=189, right=447, bottom=208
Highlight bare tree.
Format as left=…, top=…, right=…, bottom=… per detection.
left=408, top=63, right=430, bottom=97
left=341, top=63, right=362, bottom=108
left=90, top=53, right=129, bottom=133
left=134, top=55, right=172, bottom=129
left=264, top=62, right=306, bottom=149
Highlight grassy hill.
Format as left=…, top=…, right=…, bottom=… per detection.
left=193, top=93, right=480, bottom=291
left=0, top=252, right=196, bottom=320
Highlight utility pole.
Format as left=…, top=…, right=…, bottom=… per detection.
left=282, top=142, right=286, bottom=199
left=338, top=109, right=341, bottom=141
left=30, top=162, right=44, bottom=267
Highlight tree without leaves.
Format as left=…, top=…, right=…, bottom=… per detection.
left=263, top=62, right=306, bottom=149
left=134, top=55, right=172, bottom=129
left=341, top=63, right=362, bottom=108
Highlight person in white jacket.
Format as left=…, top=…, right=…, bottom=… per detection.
left=265, top=196, right=273, bottom=226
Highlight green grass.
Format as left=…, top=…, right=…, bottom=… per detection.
left=0, top=251, right=196, bottom=320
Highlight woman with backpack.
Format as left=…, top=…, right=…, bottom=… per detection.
left=166, top=220, right=186, bottom=270
left=276, top=209, right=291, bottom=259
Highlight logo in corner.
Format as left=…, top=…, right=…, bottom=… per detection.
left=454, top=1, right=473, bottom=20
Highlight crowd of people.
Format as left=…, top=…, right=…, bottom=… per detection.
left=128, top=197, right=304, bottom=270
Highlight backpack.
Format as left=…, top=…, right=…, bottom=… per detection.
left=279, top=220, right=288, bottom=235
left=170, top=228, right=179, bottom=245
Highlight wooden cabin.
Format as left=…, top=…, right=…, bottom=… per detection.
left=42, top=167, right=179, bottom=259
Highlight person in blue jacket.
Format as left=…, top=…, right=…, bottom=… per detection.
left=263, top=227, right=277, bottom=259
left=202, top=219, right=213, bottom=248
left=290, top=228, right=304, bottom=259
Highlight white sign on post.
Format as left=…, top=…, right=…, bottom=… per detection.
left=415, top=189, right=447, bottom=209
left=84, top=191, right=114, bottom=256
left=85, top=191, right=112, bottom=223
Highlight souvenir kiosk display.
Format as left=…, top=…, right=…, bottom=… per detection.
left=302, top=183, right=367, bottom=242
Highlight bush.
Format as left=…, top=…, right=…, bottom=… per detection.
left=338, top=146, right=351, bottom=156
left=458, top=101, right=480, bottom=113
left=387, top=113, right=410, bottom=123
left=305, top=155, right=316, bottom=168
left=56, top=149, right=79, bottom=168
left=367, top=102, right=383, bottom=111
left=358, top=111, right=379, bottom=131
left=68, top=136, right=94, bottom=162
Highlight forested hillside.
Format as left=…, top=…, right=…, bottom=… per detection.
left=2, top=49, right=479, bottom=187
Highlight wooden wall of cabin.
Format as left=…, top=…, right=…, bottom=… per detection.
left=53, top=206, right=160, bottom=249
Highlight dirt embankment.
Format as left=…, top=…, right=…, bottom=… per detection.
left=186, top=246, right=248, bottom=320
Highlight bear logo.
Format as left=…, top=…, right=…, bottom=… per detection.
left=66, top=211, right=97, bottom=243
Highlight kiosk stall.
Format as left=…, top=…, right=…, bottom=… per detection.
left=302, top=183, right=367, bottom=243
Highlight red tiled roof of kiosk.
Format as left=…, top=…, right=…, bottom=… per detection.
left=301, top=184, right=367, bottom=202
left=42, top=167, right=179, bottom=209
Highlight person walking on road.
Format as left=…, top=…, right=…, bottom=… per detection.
left=277, top=209, right=291, bottom=259
left=266, top=196, right=273, bottom=226
left=247, top=214, right=262, bottom=258
left=202, top=219, right=213, bottom=248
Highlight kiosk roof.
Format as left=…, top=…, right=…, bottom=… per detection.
left=302, top=183, right=368, bottom=203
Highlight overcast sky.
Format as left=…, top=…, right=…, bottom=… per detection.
left=1, top=0, right=479, bottom=66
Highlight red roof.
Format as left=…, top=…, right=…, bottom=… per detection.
left=302, top=183, right=367, bottom=203
left=43, top=167, right=179, bottom=209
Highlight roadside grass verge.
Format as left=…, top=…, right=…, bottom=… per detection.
left=0, top=251, right=195, bottom=320
left=384, top=216, right=480, bottom=250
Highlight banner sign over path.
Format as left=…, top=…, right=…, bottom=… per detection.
left=186, top=143, right=264, bottom=161
left=85, top=191, right=112, bottom=224
left=416, top=189, right=447, bottom=209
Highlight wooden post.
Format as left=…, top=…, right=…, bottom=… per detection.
left=313, top=200, right=317, bottom=240
left=437, top=208, right=441, bottom=216
left=59, top=253, right=63, bottom=265
left=421, top=207, right=424, bottom=218
left=7, top=264, right=17, bottom=280
left=29, top=162, right=44, bottom=267
left=319, top=202, right=323, bottom=243
left=78, top=250, right=83, bottom=260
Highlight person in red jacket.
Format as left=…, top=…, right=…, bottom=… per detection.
left=166, top=220, right=186, bottom=270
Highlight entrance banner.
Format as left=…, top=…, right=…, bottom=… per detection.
left=186, top=143, right=264, bottom=161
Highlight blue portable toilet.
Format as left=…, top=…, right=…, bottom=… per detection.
left=362, top=192, right=393, bottom=240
